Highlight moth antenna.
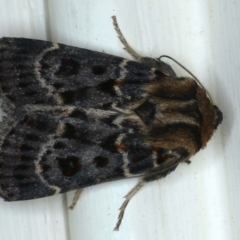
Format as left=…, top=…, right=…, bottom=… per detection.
left=114, top=180, right=146, bottom=231
left=159, top=55, right=214, bottom=104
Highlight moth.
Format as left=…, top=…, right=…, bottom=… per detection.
left=0, top=16, right=222, bottom=230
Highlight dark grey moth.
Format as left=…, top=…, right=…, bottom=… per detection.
left=0, top=16, right=222, bottom=230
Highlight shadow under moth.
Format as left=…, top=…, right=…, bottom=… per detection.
left=0, top=16, right=222, bottom=230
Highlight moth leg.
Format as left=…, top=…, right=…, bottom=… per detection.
left=114, top=164, right=180, bottom=230
left=112, top=16, right=176, bottom=76
left=112, top=16, right=141, bottom=60
left=114, top=180, right=146, bottom=231
left=69, top=189, right=84, bottom=210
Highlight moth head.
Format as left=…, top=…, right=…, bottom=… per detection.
left=197, top=84, right=222, bottom=148
left=213, top=105, right=223, bottom=129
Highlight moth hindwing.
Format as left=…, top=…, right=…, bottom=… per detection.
left=0, top=16, right=222, bottom=230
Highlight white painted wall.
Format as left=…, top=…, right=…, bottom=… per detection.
left=0, top=1, right=238, bottom=239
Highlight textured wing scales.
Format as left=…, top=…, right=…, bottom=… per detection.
left=0, top=38, right=174, bottom=201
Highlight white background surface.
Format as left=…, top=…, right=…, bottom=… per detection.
left=0, top=0, right=238, bottom=240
